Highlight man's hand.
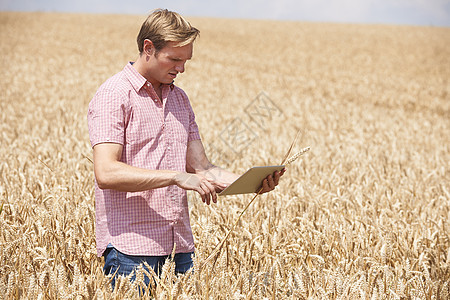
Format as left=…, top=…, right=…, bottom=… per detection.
left=174, top=172, right=223, bottom=205
left=197, top=169, right=235, bottom=193
left=185, top=139, right=237, bottom=196
left=259, top=169, right=286, bottom=194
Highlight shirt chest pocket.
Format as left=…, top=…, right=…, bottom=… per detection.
left=169, top=110, right=190, bottom=145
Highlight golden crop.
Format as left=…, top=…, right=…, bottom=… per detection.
left=0, top=12, right=449, bottom=299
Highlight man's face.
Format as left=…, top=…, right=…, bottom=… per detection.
left=146, top=41, right=193, bottom=87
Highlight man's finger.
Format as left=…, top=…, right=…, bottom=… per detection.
left=203, top=180, right=216, bottom=204
left=273, top=171, right=281, bottom=186
left=206, top=181, right=217, bottom=203
left=267, top=174, right=275, bottom=190
left=209, top=179, right=227, bottom=189
left=200, top=184, right=209, bottom=205
left=261, top=178, right=270, bottom=193
left=200, top=182, right=212, bottom=205
left=196, top=187, right=206, bottom=203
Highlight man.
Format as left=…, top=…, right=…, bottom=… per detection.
left=87, top=9, right=284, bottom=287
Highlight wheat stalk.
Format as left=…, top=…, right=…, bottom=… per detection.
left=202, top=130, right=310, bottom=270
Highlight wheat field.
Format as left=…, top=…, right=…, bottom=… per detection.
left=0, top=11, right=449, bottom=299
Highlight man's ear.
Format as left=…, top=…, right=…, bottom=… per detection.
left=143, top=39, right=155, bottom=56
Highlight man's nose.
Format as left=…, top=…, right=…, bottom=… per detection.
left=175, top=62, right=185, bottom=73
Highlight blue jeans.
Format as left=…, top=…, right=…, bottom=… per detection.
left=103, top=247, right=194, bottom=290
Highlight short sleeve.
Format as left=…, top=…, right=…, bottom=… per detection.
left=188, top=104, right=201, bottom=142
left=179, top=90, right=201, bottom=142
left=87, top=88, right=127, bottom=147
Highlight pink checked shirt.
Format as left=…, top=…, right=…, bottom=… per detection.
left=88, top=63, right=201, bottom=257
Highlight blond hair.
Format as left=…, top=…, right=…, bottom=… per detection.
left=137, top=9, right=200, bottom=54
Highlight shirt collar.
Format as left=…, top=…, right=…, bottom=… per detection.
left=124, top=62, right=175, bottom=92
left=123, top=62, right=146, bottom=92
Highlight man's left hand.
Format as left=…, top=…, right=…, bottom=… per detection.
left=259, top=168, right=286, bottom=194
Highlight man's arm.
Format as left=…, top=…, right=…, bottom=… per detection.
left=186, top=140, right=285, bottom=196
left=185, top=140, right=239, bottom=187
left=93, top=142, right=217, bottom=203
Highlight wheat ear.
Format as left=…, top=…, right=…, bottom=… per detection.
left=201, top=130, right=309, bottom=271
left=285, top=147, right=310, bottom=165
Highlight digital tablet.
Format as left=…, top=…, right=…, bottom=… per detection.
left=219, top=165, right=285, bottom=196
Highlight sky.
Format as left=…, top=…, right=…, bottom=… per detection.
left=1, top=0, right=449, bottom=27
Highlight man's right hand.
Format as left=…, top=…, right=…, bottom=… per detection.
left=173, top=173, right=220, bottom=205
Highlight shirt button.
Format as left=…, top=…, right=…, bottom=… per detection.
left=167, top=146, right=171, bottom=150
